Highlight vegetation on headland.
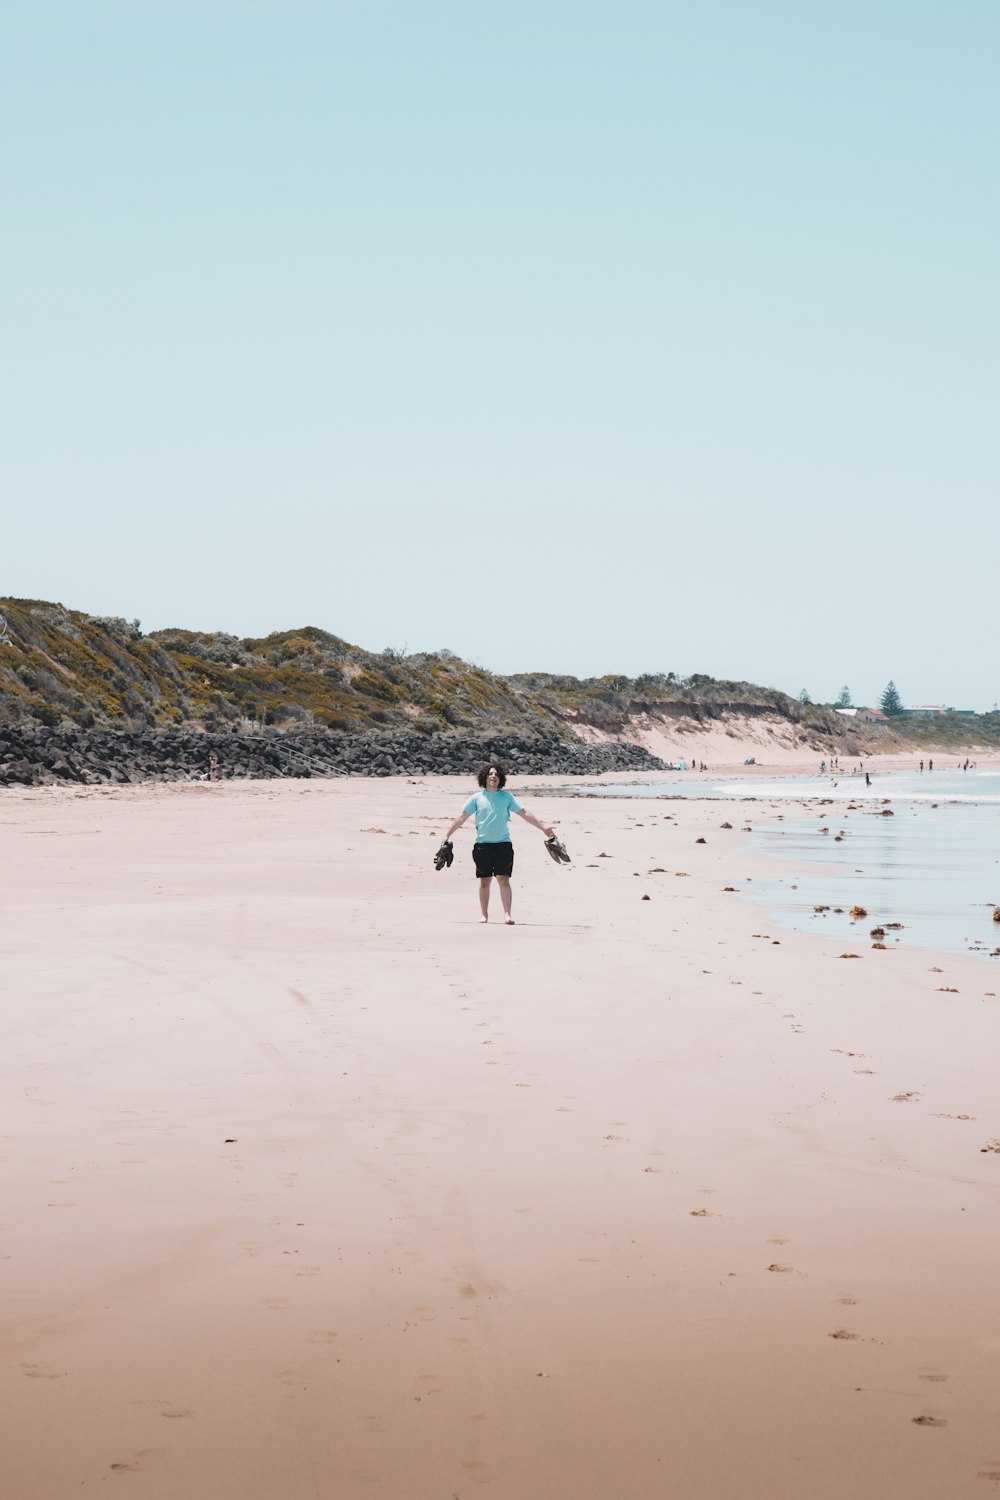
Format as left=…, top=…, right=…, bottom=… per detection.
left=1, top=598, right=998, bottom=751
left=880, top=680, right=903, bottom=716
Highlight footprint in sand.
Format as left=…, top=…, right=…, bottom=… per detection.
left=834, top=1295, right=859, bottom=1307
left=767, top=1264, right=795, bottom=1273
left=912, top=1415, right=948, bottom=1427
left=109, top=1451, right=153, bottom=1472
left=133, top=1399, right=194, bottom=1419
left=829, top=1329, right=860, bottom=1340
left=22, top=1363, right=66, bottom=1379
left=461, top=1460, right=497, bottom=1482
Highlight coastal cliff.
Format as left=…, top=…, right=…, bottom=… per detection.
left=1, top=599, right=995, bottom=785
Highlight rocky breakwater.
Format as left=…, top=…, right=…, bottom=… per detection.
left=0, top=725, right=664, bottom=788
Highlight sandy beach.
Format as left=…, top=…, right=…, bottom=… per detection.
left=3, top=766, right=1000, bottom=1499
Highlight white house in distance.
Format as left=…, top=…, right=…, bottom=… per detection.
left=836, top=704, right=977, bottom=722
left=899, top=705, right=978, bottom=717
left=835, top=706, right=888, bottom=723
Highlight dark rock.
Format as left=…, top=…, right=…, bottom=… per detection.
left=0, top=725, right=665, bottom=787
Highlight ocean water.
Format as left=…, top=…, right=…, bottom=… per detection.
left=561, top=769, right=1000, bottom=963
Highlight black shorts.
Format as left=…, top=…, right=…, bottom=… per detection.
left=473, top=841, right=514, bottom=878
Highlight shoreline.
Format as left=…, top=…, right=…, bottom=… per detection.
left=3, top=774, right=1000, bottom=1498
left=529, top=758, right=1000, bottom=967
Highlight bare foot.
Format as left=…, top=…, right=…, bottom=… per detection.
left=480, top=916, right=489, bottom=924
left=505, top=917, right=515, bottom=926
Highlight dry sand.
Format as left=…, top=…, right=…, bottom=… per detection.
left=3, top=765, right=1000, bottom=1499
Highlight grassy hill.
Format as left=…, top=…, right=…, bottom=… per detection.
left=1, top=597, right=997, bottom=751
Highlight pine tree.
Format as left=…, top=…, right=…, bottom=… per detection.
left=880, top=680, right=903, bottom=716
left=798, top=688, right=811, bottom=705
left=835, top=685, right=852, bottom=708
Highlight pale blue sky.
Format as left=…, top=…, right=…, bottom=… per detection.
left=3, top=2, right=997, bottom=709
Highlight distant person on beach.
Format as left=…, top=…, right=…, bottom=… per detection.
left=865, top=772, right=871, bottom=786
left=439, top=762, right=555, bottom=925
left=920, top=760, right=924, bottom=772
left=929, top=759, right=934, bottom=771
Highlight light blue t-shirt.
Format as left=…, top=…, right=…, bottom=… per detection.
left=464, top=789, right=523, bottom=843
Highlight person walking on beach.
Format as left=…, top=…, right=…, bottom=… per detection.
left=439, top=761, right=556, bottom=925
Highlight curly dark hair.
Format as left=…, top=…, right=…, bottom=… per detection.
left=477, top=761, right=507, bottom=788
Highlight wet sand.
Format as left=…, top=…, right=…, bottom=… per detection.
left=3, top=772, right=1000, bottom=1498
